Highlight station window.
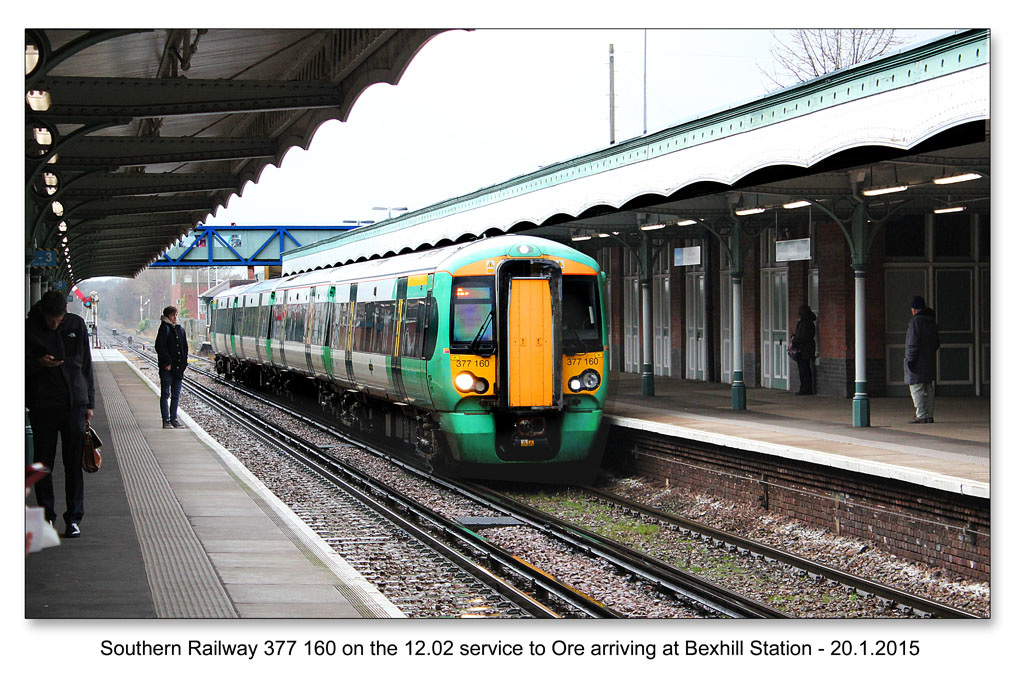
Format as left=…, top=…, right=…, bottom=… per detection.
left=933, top=211, right=972, bottom=259
left=884, top=215, right=927, bottom=258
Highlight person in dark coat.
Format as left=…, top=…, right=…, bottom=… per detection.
left=792, top=305, right=817, bottom=395
left=155, top=305, right=189, bottom=428
left=904, top=295, right=940, bottom=423
left=25, top=290, right=94, bottom=538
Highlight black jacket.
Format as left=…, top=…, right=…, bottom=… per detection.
left=25, top=304, right=94, bottom=411
left=793, top=309, right=817, bottom=358
left=156, top=317, right=189, bottom=375
left=904, top=307, right=940, bottom=384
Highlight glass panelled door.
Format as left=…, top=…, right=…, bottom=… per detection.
left=760, top=268, right=789, bottom=389
left=624, top=275, right=640, bottom=373
left=720, top=271, right=732, bottom=383
left=686, top=272, right=705, bottom=380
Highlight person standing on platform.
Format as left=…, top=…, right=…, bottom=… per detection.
left=155, top=305, right=189, bottom=429
left=792, top=305, right=817, bottom=395
left=25, top=290, right=95, bottom=538
left=904, top=295, right=940, bottom=423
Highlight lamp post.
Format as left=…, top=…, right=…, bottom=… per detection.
left=372, top=206, right=408, bottom=220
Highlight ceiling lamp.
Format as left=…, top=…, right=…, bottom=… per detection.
left=934, top=206, right=967, bottom=214
left=734, top=207, right=765, bottom=216
left=26, top=43, right=40, bottom=75
left=862, top=185, right=908, bottom=196
left=676, top=220, right=696, bottom=226
left=640, top=223, right=666, bottom=231
left=571, top=234, right=592, bottom=241
left=934, top=173, right=982, bottom=185
left=26, top=90, right=51, bottom=111
left=784, top=200, right=811, bottom=209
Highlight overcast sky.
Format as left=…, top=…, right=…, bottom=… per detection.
left=205, top=28, right=952, bottom=228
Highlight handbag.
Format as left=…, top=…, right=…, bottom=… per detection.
left=82, top=419, right=103, bottom=473
left=787, top=335, right=801, bottom=361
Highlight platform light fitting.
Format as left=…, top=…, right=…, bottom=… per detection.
left=26, top=90, right=51, bottom=111
left=934, top=206, right=967, bottom=214
left=26, top=44, right=39, bottom=75
left=862, top=185, right=908, bottom=196
left=783, top=200, right=811, bottom=209
left=640, top=223, right=666, bottom=231
left=934, top=173, right=982, bottom=185
left=596, top=233, right=611, bottom=238
left=734, top=207, right=765, bottom=216
left=571, top=234, right=592, bottom=241
left=676, top=219, right=696, bottom=226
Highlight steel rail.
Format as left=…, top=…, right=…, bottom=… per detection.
left=128, top=344, right=618, bottom=618
left=126, top=342, right=774, bottom=617
left=584, top=486, right=981, bottom=619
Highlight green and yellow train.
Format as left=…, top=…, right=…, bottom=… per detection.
left=210, top=235, right=609, bottom=482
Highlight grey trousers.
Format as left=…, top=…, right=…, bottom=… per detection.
left=909, top=381, right=935, bottom=419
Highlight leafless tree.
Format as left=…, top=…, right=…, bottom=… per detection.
left=761, top=29, right=907, bottom=90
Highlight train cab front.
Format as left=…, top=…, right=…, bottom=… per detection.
left=439, top=242, right=608, bottom=483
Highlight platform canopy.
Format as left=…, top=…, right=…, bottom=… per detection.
left=26, top=28, right=448, bottom=284
left=283, top=29, right=989, bottom=274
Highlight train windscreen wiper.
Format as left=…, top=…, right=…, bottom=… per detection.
left=468, top=310, right=494, bottom=356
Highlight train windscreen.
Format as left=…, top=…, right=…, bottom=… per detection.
left=451, top=278, right=495, bottom=352
left=562, top=275, right=602, bottom=354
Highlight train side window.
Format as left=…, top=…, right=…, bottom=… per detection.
left=352, top=302, right=368, bottom=352
left=272, top=300, right=286, bottom=340
left=422, top=296, right=438, bottom=359
left=401, top=299, right=423, bottom=357
left=259, top=301, right=272, bottom=339
left=374, top=301, right=396, bottom=354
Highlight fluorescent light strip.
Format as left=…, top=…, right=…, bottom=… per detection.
left=934, top=206, right=966, bottom=214
left=862, top=185, right=908, bottom=196
left=934, top=173, right=982, bottom=185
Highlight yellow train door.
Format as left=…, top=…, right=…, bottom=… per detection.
left=507, top=277, right=554, bottom=407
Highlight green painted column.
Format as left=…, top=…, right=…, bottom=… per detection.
left=852, top=264, right=870, bottom=426
left=729, top=223, right=746, bottom=410
left=640, top=233, right=655, bottom=397
left=850, top=203, right=872, bottom=427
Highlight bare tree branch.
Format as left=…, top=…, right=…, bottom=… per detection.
left=760, top=29, right=906, bottom=91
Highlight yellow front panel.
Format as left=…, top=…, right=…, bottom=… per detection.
left=562, top=352, right=605, bottom=394
left=508, top=278, right=553, bottom=407
left=449, top=354, right=496, bottom=396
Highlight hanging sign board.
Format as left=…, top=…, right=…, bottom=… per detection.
left=674, top=246, right=701, bottom=266
left=31, top=249, right=59, bottom=268
left=776, top=238, right=811, bottom=262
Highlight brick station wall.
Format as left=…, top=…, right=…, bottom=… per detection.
left=606, top=426, right=990, bottom=582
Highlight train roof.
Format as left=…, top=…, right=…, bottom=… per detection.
left=214, top=235, right=598, bottom=301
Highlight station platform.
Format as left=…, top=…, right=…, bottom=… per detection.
left=25, top=350, right=404, bottom=619
left=604, top=372, right=990, bottom=499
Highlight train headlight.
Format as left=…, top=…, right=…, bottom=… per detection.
left=454, top=372, right=476, bottom=392
left=568, top=377, right=583, bottom=392
left=580, top=369, right=601, bottom=391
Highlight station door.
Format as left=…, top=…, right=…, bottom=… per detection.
left=760, top=268, right=789, bottom=390
left=685, top=272, right=705, bottom=380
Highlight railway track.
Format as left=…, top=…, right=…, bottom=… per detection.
left=124, top=340, right=783, bottom=618
left=119, top=337, right=979, bottom=618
